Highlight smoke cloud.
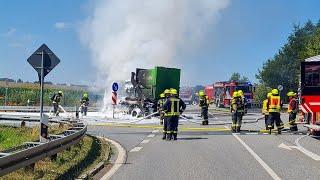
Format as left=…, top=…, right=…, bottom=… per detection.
left=80, top=0, right=229, bottom=106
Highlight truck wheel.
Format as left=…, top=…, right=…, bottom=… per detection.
left=131, top=108, right=141, bottom=118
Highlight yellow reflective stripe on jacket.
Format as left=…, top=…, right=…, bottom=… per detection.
left=262, top=99, right=269, bottom=115
left=268, top=96, right=281, bottom=113
left=164, top=98, right=180, bottom=116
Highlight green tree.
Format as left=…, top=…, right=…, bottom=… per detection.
left=253, top=84, right=272, bottom=103
left=229, top=72, right=241, bottom=82
left=256, top=20, right=320, bottom=97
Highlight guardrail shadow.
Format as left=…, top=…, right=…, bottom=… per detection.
left=57, top=135, right=102, bottom=180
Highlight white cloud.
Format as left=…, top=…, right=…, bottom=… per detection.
left=54, top=22, right=68, bottom=29
left=1, top=28, right=16, bottom=37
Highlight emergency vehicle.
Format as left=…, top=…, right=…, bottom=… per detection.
left=204, top=81, right=254, bottom=108
left=300, top=55, right=320, bottom=134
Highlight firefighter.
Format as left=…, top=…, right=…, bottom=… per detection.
left=231, top=92, right=244, bottom=132
left=162, top=88, right=186, bottom=140
left=287, top=91, right=298, bottom=131
left=161, top=89, right=171, bottom=140
left=80, top=93, right=89, bottom=116
left=199, top=90, right=209, bottom=125
left=238, top=90, right=248, bottom=114
left=262, top=92, right=272, bottom=130
left=51, top=91, right=63, bottom=116
left=267, top=89, right=284, bottom=134
left=157, top=93, right=165, bottom=125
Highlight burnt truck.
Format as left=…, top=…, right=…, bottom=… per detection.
left=121, top=66, right=181, bottom=117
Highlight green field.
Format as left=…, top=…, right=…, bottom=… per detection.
left=0, top=81, right=103, bottom=106
left=0, top=125, right=68, bottom=151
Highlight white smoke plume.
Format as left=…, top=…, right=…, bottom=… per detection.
left=80, top=0, right=229, bottom=107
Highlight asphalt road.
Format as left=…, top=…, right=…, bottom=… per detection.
left=88, top=111, right=320, bottom=180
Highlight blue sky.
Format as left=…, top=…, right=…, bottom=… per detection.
left=0, top=0, right=320, bottom=86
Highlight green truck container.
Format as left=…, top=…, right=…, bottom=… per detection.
left=135, top=66, right=180, bottom=101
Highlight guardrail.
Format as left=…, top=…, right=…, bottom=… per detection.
left=0, top=106, right=100, bottom=112
left=0, top=114, right=71, bottom=125
left=0, top=119, right=87, bottom=176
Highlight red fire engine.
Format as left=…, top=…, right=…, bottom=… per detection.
left=300, top=55, right=320, bottom=134
left=204, top=81, right=254, bottom=108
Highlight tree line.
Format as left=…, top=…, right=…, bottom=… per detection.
left=255, top=20, right=320, bottom=102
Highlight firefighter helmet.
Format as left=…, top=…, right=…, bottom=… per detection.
left=238, top=90, right=244, bottom=96
left=160, top=93, right=165, bottom=98
left=199, top=91, right=205, bottom=96
left=170, top=89, right=178, bottom=95
left=267, top=92, right=272, bottom=98
left=271, top=89, right=279, bottom=95
left=164, top=89, right=170, bottom=94
left=233, top=92, right=240, bottom=98
left=287, top=91, right=296, bottom=97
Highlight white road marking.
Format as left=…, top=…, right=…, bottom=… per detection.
left=147, top=134, right=155, bottom=138
left=278, top=143, right=292, bottom=151
left=141, top=139, right=150, bottom=144
left=294, top=135, right=320, bottom=161
left=224, top=126, right=281, bottom=180
left=245, top=133, right=259, bottom=135
left=100, top=137, right=127, bottom=180
left=130, top=146, right=143, bottom=152
left=152, top=130, right=159, bottom=133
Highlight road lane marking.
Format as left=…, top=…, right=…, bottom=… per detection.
left=295, top=135, right=320, bottom=161
left=152, top=130, right=159, bottom=133
left=100, top=137, right=127, bottom=180
left=130, top=147, right=143, bottom=152
left=245, top=132, right=259, bottom=135
left=147, top=134, right=155, bottom=138
left=278, top=143, right=292, bottom=150
left=224, top=126, right=281, bottom=180
left=141, top=139, right=150, bottom=144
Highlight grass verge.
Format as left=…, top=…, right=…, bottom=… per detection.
left=0, top=135, right=110, bottom=179
left=0, top=125, right=68, bottom=151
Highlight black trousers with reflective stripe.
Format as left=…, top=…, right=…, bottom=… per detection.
left=167, top=116, right=179, bottom=133
left=268, top=112, right=283, bottom=129
left=201, top=107, right=208, bottom=120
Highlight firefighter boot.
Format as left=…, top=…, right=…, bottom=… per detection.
left=236, top=126, right=241, bottom=133
left=290, top=125, right=298, bottom=131
left=173, top=133, right=177, bottom=140
left=162, top=133, right=166, bottom=140
left=278, top=129, right=282, bottom=134
left=205, top=120, right=209, bottom=125
left=166, top=133, right=172, bottom=140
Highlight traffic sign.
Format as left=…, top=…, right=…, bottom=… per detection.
left=27, top=44, right=60, bottom=142
left=278, top=85, right=283, bottom=91
left=112, top=92, right=117, bottom=105
left=112, top=82, right=119, bottom=92
left=27, top=44, right=60, bottom=78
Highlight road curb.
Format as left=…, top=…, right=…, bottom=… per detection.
left=100, top=137, right=127, bottom=180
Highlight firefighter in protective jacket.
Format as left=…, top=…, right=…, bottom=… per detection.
left=287, top=91, right=298, bottom=131
left=199, top=90, right=209, bottom=125
left=267, top=89, right=284, bottom=134
left=231, top=92, right=244, bottom=132
left=162, top=89, right=186, bottom=140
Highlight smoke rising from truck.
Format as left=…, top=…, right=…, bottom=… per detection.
left=80, top=0, right=229, bottom=108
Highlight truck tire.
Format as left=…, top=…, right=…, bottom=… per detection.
left=131, top=108, right=141, bottom=118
